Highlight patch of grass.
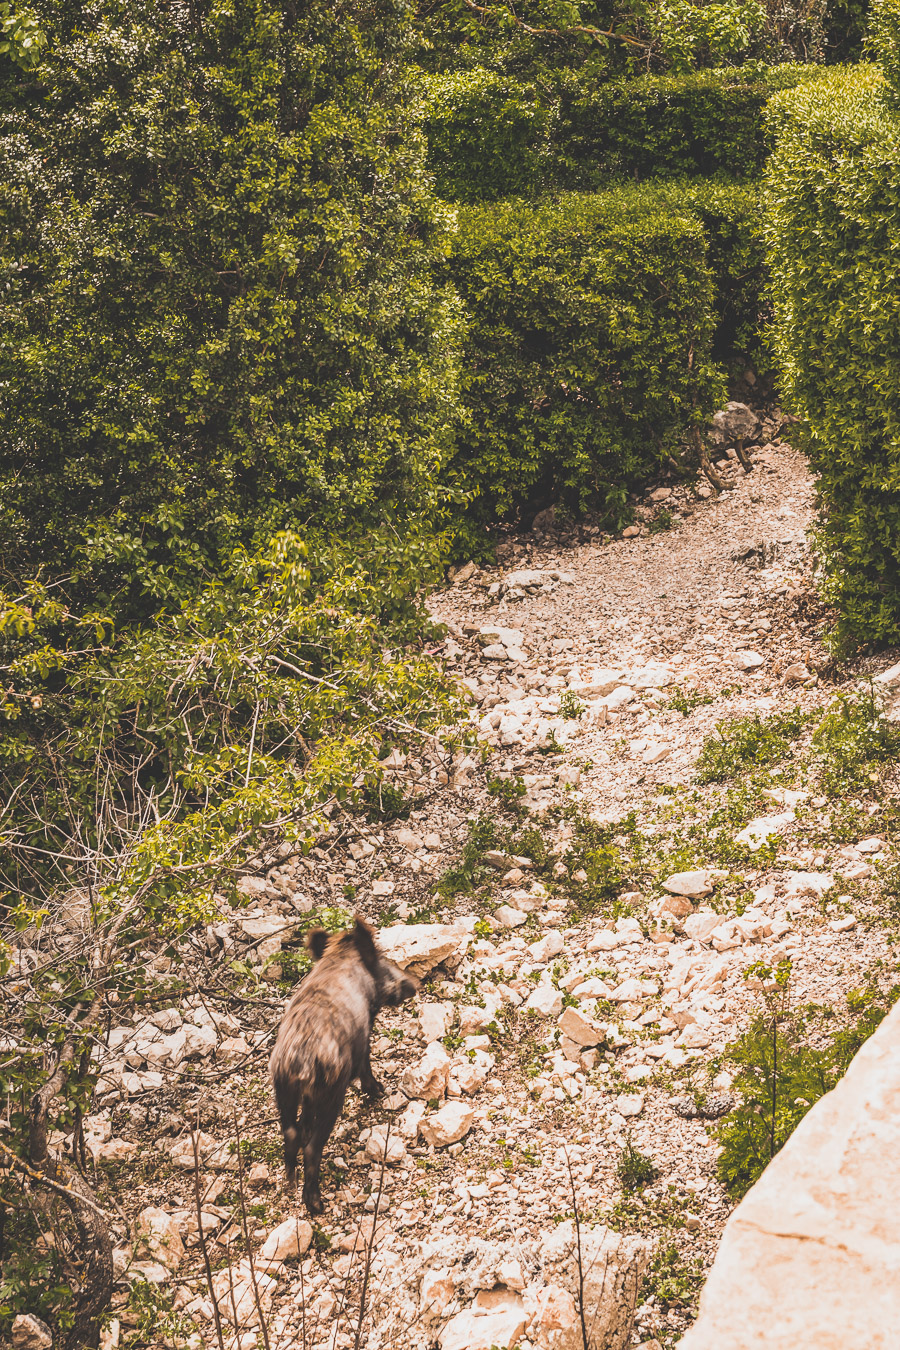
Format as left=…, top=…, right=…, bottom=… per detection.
left=643, top=1241, right=705, bottom=1310
left=364, top=778, right=413, bottom=821
left=696, top=707, right=806, bottom=784
left=616, top=1136, right=658, bottom=1193
left=664, top=686, right=714, bottom=716
left=647, top=507, right=675, bottom=534
left=486, top=772, right=527, bottom=809
left=715, top=979, right=900, bottom=1199
left=559, top=689, right=585, bottom=720
left=436, top=813, right=499, bottom=897
left=812, top=687, right=900, bottom=796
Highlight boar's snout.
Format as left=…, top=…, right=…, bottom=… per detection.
left=379, top=960, right=419, bottom=1007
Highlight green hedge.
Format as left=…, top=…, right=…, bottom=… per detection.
left=423, top=65, right=819, bottom=203
left=765, top=61, right=900, bottom=643
left=654, top=180, right=769, bottom=369
left=421, top=69, right=553, bottom=204
left=443, top=188, right=726, bottom=553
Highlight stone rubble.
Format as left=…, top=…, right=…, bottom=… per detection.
left=49, top=422, right=900, bottom=1350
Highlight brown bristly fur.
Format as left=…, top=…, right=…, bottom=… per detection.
left=269, top=917, right=418, bottom=1215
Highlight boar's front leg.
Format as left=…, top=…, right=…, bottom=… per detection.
left=357, top=1043, right=384, bottom=1100
left=301, top=1088, right=345, bottom=1216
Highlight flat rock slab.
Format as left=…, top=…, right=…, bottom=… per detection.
left=682, top=1000, right=900, bottom=1349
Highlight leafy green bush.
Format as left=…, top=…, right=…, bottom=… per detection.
left=765, top=60, right=900, bottom=644
left=812, top=686, right=900, bottom=794
left=695, top=707, right=806, bottom=782
left=421, top=68, right=553, bottom=203
left=557, top=67, right=792, bottom=186
left=444, top=187, right=726, bottom=549
left=0, top=0, right=461, bottom=617
left=716, top=982, right=899, bottom=1198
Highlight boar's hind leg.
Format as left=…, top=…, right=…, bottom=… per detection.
left=301, top=1091, right=345, bottom=1217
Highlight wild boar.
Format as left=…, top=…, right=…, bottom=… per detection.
left=270, top=916, right=418, bottom=1214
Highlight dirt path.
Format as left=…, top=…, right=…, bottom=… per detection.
left=87, top=428, right=900, bottom=1350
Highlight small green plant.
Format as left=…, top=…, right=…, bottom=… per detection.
left=812, top=687, right=900, bottom=796
left=364, top=779, right=412, bottom=821
left=665, top=685, right=714, bottom=716
left=647, top=507, right=674, bottom=533
left=486, top=772, right=527, bottom=807
left=695, top=707, right=806, bottom=783
left=437, top=813, right=499, bottom=897
left=616, top=1136, right=658, bottom=1192
left=559, top=689, right=585, bottom=720
left=643, top=1241, right=705, bottom=1310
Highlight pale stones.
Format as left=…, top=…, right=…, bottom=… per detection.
left=684, top=910, right=724, bottom=943
left=842, top=861, right=872, bottom=881
left=401, top=1042, right=451, bottom=1100
left=440, top=1290, right=527, bottom=1350
left=710, top=401, right=760, bottom=443
left=182, top=1022, right=218, bottom=1058
left=525, top=982, right=563, bottom=1017
left=642, top=742, right=671, bottom=764
left=527, top=1284, right=579, bottom=1338
left=735, top=810, right=795, bottom=849
left=539, top=1222, right=650, bottom=1350
left=398, top=1099, right=427, bottom=1142
left=495, top=904, right=528, bottom=929
left=630, top=665, right=673, bottom=689
left=681, top=998, right=900, bottom=1350
left=655, top=893, right=694, bottom=920
left=583, top=667, right=628, bottom=697
left=611, top=977, right=655, bottom=1002
left=420, top=1101, right=476, bottom=1148
left=419, top=1002, right=453, bottom=1042
left=557, top=1006, right=605, bottom=1048
left=449, top=1048, right=494, bottom=1095
left=782, top=662, right=812, bottom=684
left=364, top=1124, right=408, bottom=1164
left=875, top=659, right=900, bottom=687
left=134, top=1207, right=185, bottom=1270
left=784, top=871, right=833, bottom=899
left=212, top=1262, right=276, bottom=1328
left=216, top=1035, right=251, bottom=1065
left=587, top=927, right=621, bottom=952
left=11, top=1315, right=53, bottom=1350
left=421, top=1268, right=457, bottom=1322
left=259, top=1217, right=313, bottom=1262
left=616, top=1094, right=645, bottom=1118
left=240, top=914, right=292, bottom=943
left=829, top=915, right=857, bottom=932
left=678, top=1025, right=712, bottom=1049
left=734, top=649, right=766, bottom=672
left=458, top=1000, right=499, bottom=1036
left=528, top=930, right=564, bottom=963
left=570, top=976, right=614, bottom=1001
left=663, top=869, right=713, bottom=899
left=377, top=922, right=469, bottom=977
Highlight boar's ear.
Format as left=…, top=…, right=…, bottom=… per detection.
left=351, top=916, right=379, bottom=975
left=305, top=929, right=330, bottom=961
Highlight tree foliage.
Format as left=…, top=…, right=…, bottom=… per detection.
left=0, top=0, right=461, bottom=617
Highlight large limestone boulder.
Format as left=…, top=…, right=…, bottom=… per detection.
left=377, top=922, right=470, bottom=977
left=682, top=999, right=900, bottom=1349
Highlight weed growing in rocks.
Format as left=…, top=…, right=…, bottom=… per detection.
left=812, top=687, right=900, bottom=796
left=617, top=1137, right=658, bottom=1193
left=715, top=975, right=900, bottom=1199
left=696, top=707, right=807, bottom=784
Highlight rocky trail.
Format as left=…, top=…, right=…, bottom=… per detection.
left=27, top=409, right=900, bottom=1350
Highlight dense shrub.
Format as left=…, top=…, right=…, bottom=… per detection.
left=556, top=66, right=808, bottom=186
left=421, top=65, right=821, bottom=204
left=765, top=59, right=900, bottom=643
left=421, top=68, right=554, bottom=203
left=0, top=0, right=461, bottom=618
left=443, top=188, right=726, bottom=551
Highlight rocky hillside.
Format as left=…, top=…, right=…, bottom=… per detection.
left=12, top=410, right=900, bottom=1350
